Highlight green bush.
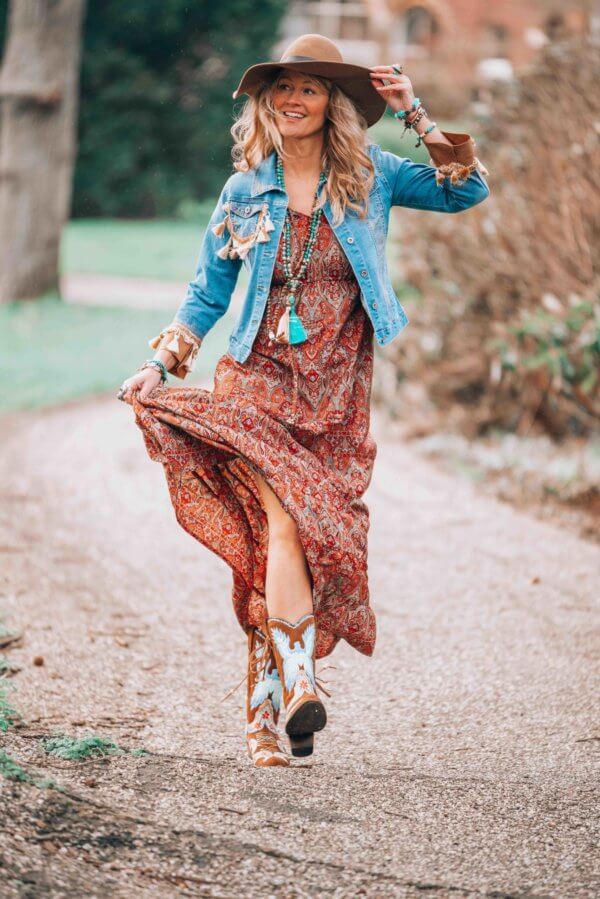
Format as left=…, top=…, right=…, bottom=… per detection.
left=73, top=1, right=288, bottom=217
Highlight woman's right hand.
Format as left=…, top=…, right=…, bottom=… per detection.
left=118, top=366, right=163, bottom=403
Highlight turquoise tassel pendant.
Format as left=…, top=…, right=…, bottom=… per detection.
left=288, top=305, right=307, bottom=345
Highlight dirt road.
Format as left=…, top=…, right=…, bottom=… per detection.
left=0, top=394, right=598, bottom=898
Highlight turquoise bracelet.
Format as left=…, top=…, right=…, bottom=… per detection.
left=415, top=122, right=436, bottom=147
left=394, top=97, right=420, bottom=120
left=140, top=358, right=168, bottom=382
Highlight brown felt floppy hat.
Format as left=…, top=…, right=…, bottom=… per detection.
left=232, top=33, right=387, bottom=128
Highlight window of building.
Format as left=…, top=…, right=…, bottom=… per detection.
left=405, top=6, right=439, bottom=47
left=286, top=1, right=370, bottom=42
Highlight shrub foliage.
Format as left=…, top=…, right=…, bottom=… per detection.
left=73, top=1, right=287, bottom=217
left=378, top=37, right=599, bottom=438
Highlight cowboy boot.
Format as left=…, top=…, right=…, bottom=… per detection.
left=246, top=626, right=289, bottom=767
left=266, top=612, right=327, bottom=757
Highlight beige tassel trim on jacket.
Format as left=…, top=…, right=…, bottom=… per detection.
left=148, top=322, right=201, bottom=380
left=211, top=202, right=275, bottom=261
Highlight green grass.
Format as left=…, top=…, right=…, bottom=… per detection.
left=61, top=207, right=214, bottom=280
left=0, top=679, right=20, bottom=732
left=42, top=733, right=148, bottom=760
left=0, top=613, right=20, bottom=732
left=0, top=294, right=234, bottom=413
left=0, top=749, right=56, bottom=790
left=0, top=750, right=31, bottom=783
left=42, top=734, right=122, bottom=760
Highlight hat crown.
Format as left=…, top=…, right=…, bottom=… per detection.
left=280, top=33, right=343, bottom=64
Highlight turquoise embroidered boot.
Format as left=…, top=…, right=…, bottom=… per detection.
left=246, top=627, right=289, bottom=767
left=266, top=612, right=327, bottom=757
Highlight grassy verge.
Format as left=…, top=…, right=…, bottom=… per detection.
left=61, top=209, right=214, bottom=281
left=0, top=294, right=232, bottom=414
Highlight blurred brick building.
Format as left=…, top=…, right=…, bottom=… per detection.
left=277, top=1, right=591, bottom=108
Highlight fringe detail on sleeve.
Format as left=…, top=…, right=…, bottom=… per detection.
left=435, top=157, right=489, bottom=187
left=148, top=322, right=202, bottom=380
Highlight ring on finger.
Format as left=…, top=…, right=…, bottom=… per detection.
left=392, top=64, right=403, bottom=75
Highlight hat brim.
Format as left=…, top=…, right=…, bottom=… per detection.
left=232, top=60, right=387, bottom=128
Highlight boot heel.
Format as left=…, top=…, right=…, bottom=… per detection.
left=285, top=699, right=327, bottom=745
left=288, top=732, right=314, bottom=757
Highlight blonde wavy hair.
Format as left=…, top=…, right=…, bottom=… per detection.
left=230, top=71, right=375, bottom=225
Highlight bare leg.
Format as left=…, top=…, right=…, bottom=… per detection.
left=252, top=469, right=313, bottom=620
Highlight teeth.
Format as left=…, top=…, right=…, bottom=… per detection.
left=284, top=112, right=304, bottom=118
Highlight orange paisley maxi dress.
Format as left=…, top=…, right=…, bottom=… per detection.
left=130, top=209, right=377, bottom=659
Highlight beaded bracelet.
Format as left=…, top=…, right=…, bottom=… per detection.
left=139, top=359, right=168, bottom=382
left=407, top=107, right=426, bottom=130
left=393, top=97, right=420, bottom=120
left=415, top=122, right=437, bottom=147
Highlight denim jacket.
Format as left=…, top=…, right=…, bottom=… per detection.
left=151, top=132, right=489, bottom=371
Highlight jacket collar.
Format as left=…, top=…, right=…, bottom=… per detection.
left=251, top=152, right=282, bottom=197
left=250, top=143, right=376, bottom=200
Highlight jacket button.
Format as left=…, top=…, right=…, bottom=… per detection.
left=245, top=205, right=251, bottom=214
left=371, top=302, right=378, bottom=309
left=361, top=269, right=368, bottom=277
left=347, top=237, right=354, bottom=244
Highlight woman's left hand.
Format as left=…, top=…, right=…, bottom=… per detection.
left=369, top=65, right=416, bottom=115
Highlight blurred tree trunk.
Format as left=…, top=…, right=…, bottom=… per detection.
left=0, top=0, right=86, bottom=302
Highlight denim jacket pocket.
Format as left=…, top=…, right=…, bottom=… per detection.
left=212, top=199, right=275, bottom=260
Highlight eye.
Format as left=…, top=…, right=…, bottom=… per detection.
left=303, top=87, right=316, bottom=95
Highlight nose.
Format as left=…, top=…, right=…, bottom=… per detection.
left=287, top=86, right=305, bottom=104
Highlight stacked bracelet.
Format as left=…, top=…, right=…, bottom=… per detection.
left=393, top=97, right=420, bottom=120
left=408, top=106, right=426, bottom=129
left=139, top=359, right=168, bottom=382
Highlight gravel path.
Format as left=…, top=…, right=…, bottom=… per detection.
left=0, top=393, right=598, bottom=898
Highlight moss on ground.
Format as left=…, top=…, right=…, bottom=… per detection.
left=0, top=682, right=20, bottom=732
left=42, top=734, right=149, bottom=761
left=42, top=734, right=122, bottom=760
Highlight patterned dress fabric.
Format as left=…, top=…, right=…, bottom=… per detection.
left=130, top=209, right=377, bottom=659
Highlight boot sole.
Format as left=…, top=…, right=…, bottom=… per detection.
left=285, top=700, right=327, bottom=757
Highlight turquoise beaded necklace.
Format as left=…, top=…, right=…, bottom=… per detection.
left=270, top=154, right=327, bottom=345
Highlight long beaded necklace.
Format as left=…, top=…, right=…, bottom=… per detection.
left=269, top=155, right=327, bottom=345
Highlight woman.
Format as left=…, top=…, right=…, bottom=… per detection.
left=118, top=34, right=489, bottom=767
